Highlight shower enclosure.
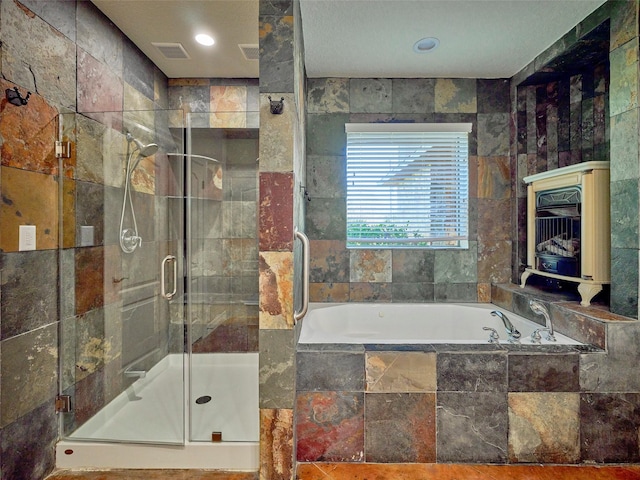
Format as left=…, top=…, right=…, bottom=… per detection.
left=55, top=110, right=259, bottom=469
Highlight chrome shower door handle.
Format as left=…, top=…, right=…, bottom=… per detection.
left=161, top=255, right=177, bottom=300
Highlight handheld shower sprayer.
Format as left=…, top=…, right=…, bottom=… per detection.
left=126, top=132, right=159, bottom=171
left=529, top=300, right=556, bottom=342
left=127, top=132, right=159, bottom=158
left=119, top=132, right=159, bottom=253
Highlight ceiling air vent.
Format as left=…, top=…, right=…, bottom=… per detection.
left=152, top=42, right=190, bottom=59
left=239, top=44, right=259, bottom=61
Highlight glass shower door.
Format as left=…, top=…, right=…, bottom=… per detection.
left=185, top=112, right=260, bottom=444
left=58, top=109, right=188, bottom=445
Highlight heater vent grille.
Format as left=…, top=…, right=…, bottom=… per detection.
left=153, top=42, right=190, bottom=59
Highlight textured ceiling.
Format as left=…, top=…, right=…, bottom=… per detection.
left=299, top=0, right=607, bottom=78
left=92, top=0, right=606, bottom=79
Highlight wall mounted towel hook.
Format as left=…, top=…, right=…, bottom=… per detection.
left=5, top=87, right=31, bottom=106
left=268, top=96, right=284, bottom=114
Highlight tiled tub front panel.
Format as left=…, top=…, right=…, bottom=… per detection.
left=295, top=343, right=632, bottom=465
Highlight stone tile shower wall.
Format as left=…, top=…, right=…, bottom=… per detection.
left=168, top=79, right=260, bottom=353
left=0, top=1, right=171, bottom=478
left=168, top=78, right=260, bottom=130
left=305, top=77, right=512, bottom=303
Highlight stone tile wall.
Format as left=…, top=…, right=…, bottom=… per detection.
left=0, top=1, right=171, bottom=478
left=607, top=1, right=640, bottom=318
left=168, top=78, right=260, bottom=129
left=493, top=283, right=640, bottom=463
left=305, top=77, right=512, bottom=303
left=168, top=79, right=260, bottom=353
left=257, top=0, right=302, bottom=478
left=512, top=2, right=639, bottom=320
left=512, top=16, right=611, bottom=297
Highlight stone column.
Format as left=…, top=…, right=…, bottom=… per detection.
left=609, top=0, right=640, bottom=318
left=258, top=0, right=304, bottom=478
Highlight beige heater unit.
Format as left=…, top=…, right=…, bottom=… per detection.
left=520, top=161, right=610, bottom=306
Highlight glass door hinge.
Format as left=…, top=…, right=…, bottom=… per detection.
left=55, top=141, right=71, bottom=158
left=55, top=395, right=71, bottom=413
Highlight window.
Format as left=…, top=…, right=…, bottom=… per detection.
left=345, top=123, right=471, bottom=249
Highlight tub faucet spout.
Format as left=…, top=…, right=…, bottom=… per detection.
left=490, top=310, right=521, bottom=341
left=124, top=368, right=146, bottom=379
left=529, top=300, right=556, bottom=342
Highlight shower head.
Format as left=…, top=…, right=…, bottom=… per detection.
left=529, top=300, right=547, bottom=316
left=126, top=132, right=159, bottom=158
left=134, top=139, right=159, bottom=157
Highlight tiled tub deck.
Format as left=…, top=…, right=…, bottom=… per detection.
left=295, top=283, right=640, bottom=466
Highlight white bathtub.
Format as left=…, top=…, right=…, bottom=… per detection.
left=56, top=353, right=259, bottom=470
left=298, top=303, right=582, bottom=345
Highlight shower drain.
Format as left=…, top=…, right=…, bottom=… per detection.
left=195, top=395, right=212, bottom=404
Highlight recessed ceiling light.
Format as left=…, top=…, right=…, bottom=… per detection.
left=413, top=37, right=440, bottom=53
left=195, top=34, right=215, bottom=46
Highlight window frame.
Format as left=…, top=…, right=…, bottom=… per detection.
left=345, top=122, right=472, bottom=250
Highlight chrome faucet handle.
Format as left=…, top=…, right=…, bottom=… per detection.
left=483, top=326, right=500, bottom=344
left=531, top=328, right=555, bottom=343
left=530, top=329, right=542, bottom=344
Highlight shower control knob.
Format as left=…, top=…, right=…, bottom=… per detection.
left=121, top=228, right=142, bottom=253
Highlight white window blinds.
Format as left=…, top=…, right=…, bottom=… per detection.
left=345, top=123, right=471, bottom=249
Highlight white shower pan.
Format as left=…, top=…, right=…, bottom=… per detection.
left=56, top=353, right=259, bottom=470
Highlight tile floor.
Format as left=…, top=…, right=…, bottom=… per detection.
left=46, top=471, right=258, bottom=480
left=297, top=463, right=640, bottom=479
left=46, top=464, right=640, bottom=480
